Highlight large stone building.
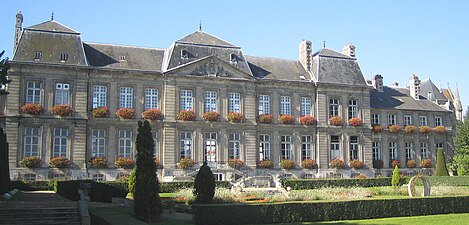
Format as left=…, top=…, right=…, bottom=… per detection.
left=2, top=12, right=462, bottom=182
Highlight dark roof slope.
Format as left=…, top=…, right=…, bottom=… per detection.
left=312, top=48, right=366, bottom=86
left=84, top=43, right=164, bottom=72
left=420, top=79, right=447, bottom=102
left=246, top=56, right=310, bottom=81
left=176, top=31, right=238, bottom=48
left=371, top=87, right=449, bottom=112
left=27, top=20, right=79, bottom=34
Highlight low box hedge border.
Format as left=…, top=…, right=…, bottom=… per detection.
left=192, top=196, right=469, bottom=225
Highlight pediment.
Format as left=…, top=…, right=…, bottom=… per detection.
left=165, top=56, right=254, bottom=80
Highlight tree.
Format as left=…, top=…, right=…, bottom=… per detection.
left=0, top=51, right=12, bottom=95
left=128, top=167, right=136, bottom=198
left=435, top=148, right=450, bottom=176
left=454, top=108, right=469, bottom=175
left=391, top=165, right=400, bottom=188
left=133, top=121, right=162, bottom=223
left=193, top=162, right=216, bottom=204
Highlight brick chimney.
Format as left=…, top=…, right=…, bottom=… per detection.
left=372, top=74, right=384, bottom=92
left=342, top=43, right=356, bottom=57
left=299, top=40, right=312, bottom=71
left=409, top=74, right=421, bottom=100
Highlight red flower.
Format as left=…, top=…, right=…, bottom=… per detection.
left=279, top=115, right=295, bottom=125
left=388, top=125, right=402, bottom=133
left=258, top=159, right=273, bottom=168
left=301, top=159, right=317, bottom=169
left=350, top=160, right=364, bottom=169
left=21, top=103, right=43, bottom=115
left=227, top=112, right=244, bottom=123
left=142, top=109, right=163, bottom=121
left=419, top=126, right=432, bottom=134
left=372, top=124, right=384, bottom=133
left=92, top=106, right=109, bottom=118
left=330, top=158, right=345, bottom=169
left=421, top=159, right=432, bottom=168
left=300, top=116, right=316, bottom=125
left=116, top=108, right=135, bottom=119
left=115, top=157, right=135, bottom=169
left=178, top=110, right=196, bottom=121
left=258, top=114, right=273, bottom=124
left=407, top=159, right=416, bottom=168
left=348, top=117, right=362, bottom=127
left=329, top=116, right=343, bottom=126
left=202, top=111, right=220, bottom=122
left=404, top=125, right=416, bottom=134
left=51, top=105, right=72, bottom=117
left=433, top=126, right=446, bottom=133
left=49, top=156, right=71, bottom=168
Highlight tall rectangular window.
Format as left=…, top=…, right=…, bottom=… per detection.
left=144, top=89, right=159, bottom=110
left=26, top=81, right=42, bottom=104
left=119, top=87, right=133, bottom=108
left=404, top=115, right=412, bottom=126
left=301, top=135, right=312, bottom=160
left=259, top=134, right=271, bottom=160
left=52, top=128, right=68, bottom=158
left=421, top=142, right=429, bottom=159
left=389, top=142, right=398, bottom=160
left=372, top=142, right=381, bottom=160
left=330, top=135, right=340, bottom=159
left=92, top=85, right=107, bottom=108
left=92, top=129, right=106, bottom=157
left=300, top=97, right=311, bottom=116
left=55, top=83, right=70, bottom=105
left=205, top=132, right=217, bottom=162
left=329, top=98, right=339, bottom=117
left=229, top=133, right=241, bottom=159
left=180, top=132, right=192, bottom=158
left=435, top=142, right=443, bottom=150
left=280, top=135, right=292, bottom=160
left=388, top=114, right=396, bottom=125
left=204, top=91, right=217, bottom=112
left=419, top=116, right=427, bottom=126
left=180, top=90, right=193, bottom=111
left=405, top=142, right=413, bottom=160
left=280, top=96, right=291, bottom=115
left=118, top=130, right=133, bottom=158
left=152, top=131, right=158, bottom=157
left=371, top=114, right=380, bottom=125
left=349, top=136, right=359, bottom=160
left=259, top=95, right=270, bottom=114
left=228, top=93, right=241, bottom=113
left=348, top=99, right=358, bottom=119
left=435, top=117, right=442, bottom=126
left=23, top=127, right=40, bottom=157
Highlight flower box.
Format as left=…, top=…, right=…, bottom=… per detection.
left=92, top=106, right=109, bottom=118
left=300, top=116, right=316, bottom=125
left=89, top=157, right=108, bottom=168
left=21, top=103, right=43, bottom=115
left=329, top=116, right=342, bottom=126
left=202, top=111, right=220, bottom=122
left=115, top=157, right=135, bottom=169
left=280, top=159, right=295, bottom=169
left=404, top=125, right=416, bottom=134
left=391, top=159, right=400, bottom=168
left=433, top=126, right=446, bottom=133
left=348, top=117, right=362, bottom=127
left=258, top=159, right=273, bottom=169
left=228, top=158, right=244, bottom=169
left=178, top=158, right=195, bottom=169
left=350, top=159, right=364, bottom=169
left=330, top=158, right=345, bottom=169
left=388, top=125, right=402, bottom=133
left=300, top=159, right=317, bottom=169
left=116, top=108, right=135, bottom=119
left=421, top=159, right=432, bottom=168
left=49, top=156, right=71, bottom=168
left=258, top=114, right=273, bottom=124
left=406, top=159, right=417, bottom=168
left=142, top=108, right=163, bottom=121
left=372, top=124, right=384, bottom=133
left=178, top=110, right=196, bottom=121
left=279, top=115, right=295, bottom=125
left=419, top=126, right=432, bottom=134
left=227, top=112, right=244, bottom=123
left=372, top=159, right=384, bottom=169
left=51, top=105, right=72, bottom=117
left=20, top=156, right=41, bottom=168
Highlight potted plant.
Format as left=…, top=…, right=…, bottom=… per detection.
left=202, top=111, right=220, bottom=122
left=372, top=159, right=384, bottom=169
left=404, top=125, right=416, bottom=134
left=300, top=116, right=316, bottom=125
left=89, top=156, right=108, bottom=168
left=92, top=106, right=109, bottom=118
left=228, top=158, right=244, bottom=169
left=49, top=156, right=71, bottom=168
left=178, top=157, right=195, bottom=169
left=116, top=108, right=135, bottom=119
left=391, top=159, right=400, bottom=168
left=20, top=156, right=41, bottom=168
left=279, top=115, right=295, bottom=125
left=142, top=108, right=163, bottom=121
left=350, top=159, right=364, bottom=169
left=257, top=159, right=273, bottom=169
left=21, top=103, right=43, bottom=115
left=258, top=114, right=273, bottom=124
left=178, top=110, right=196, bottom=121
left=406, top=159, right=417, bottom=168
left=372, top=124, right=384, bottom=133
left=51, top=105, right=72, bottom=117
left=388, top=125, right=402, bottom=133
left=300, top=159, right=317, bottom=169
left=329, top=116, right=342, bottom=126
left=227, top=112, right=244, bottom=123
left=115, top=157, right=135, bottom=169
left=421, top=159, right=432, bottom=168
left=280, top=159, right=295, bottom=169
left=330, top=158, right=345, bottom=169
left=419, top=125, right=432, bottom=134
left=434, top=126, right=446, bottom=133
left=348, top=117, right=362, bottom=127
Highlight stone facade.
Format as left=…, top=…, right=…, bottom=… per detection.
left=2, top=12, right=461, bottom=181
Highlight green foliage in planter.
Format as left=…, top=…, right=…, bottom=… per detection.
left=49, top=156, right=71, bottom=168
left=258, top=114, right=273, bottom=124
left=20, top=156, right=42, bottom=168
left=178, top=110, right=196, bottom=121
left=194, top=162, right=216, bottom=204
left=280, top=159, right=295, bottom=169
left=435, top=148, right=450, bottom=176
left=178, top=158, right=195, bottom=169
left=89, top=157, right=108, bottom=168
left=391, top=165, right=401, bottom=188
left=92, top=106, right=109, bottom=118
left=257, top=159, right=273, bottom=168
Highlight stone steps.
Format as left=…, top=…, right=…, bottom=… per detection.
left=0, top=207, right=80, bottom=225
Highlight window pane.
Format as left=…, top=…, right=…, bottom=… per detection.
left=145, top=89, right=159, bottom=110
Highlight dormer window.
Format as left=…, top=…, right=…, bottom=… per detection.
left=181, top=49, right=189, bottom=59
left=230, top=54, right=238, bottom=63
left=119, top=55, right=126, bottom=61
left=60, top=53, right=68, bottom=62
left=34, top=51, right=42, bottom=60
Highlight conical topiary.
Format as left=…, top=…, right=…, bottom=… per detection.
left=391, top=165, right=400, bottom=188
left=435, top=148, right=450, bottom=176
left=193, top=162, right=216, bottom=204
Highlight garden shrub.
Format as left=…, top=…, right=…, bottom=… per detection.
left=54, top=180, right=94, bottom=201
left=160, top=181, right=230, bottom=193
left=128, top=167, right=136, bottom=197
left=435, top=148, right=450, bottom=176
left=391, top=165, right=400, bottom=188
left=282, top=178, right=396, bottom=189
left=11, top=181, right=53, bottom=191
left=194, top=162, right=216, bottom=204
left=89, top=182, right=128, bottom=203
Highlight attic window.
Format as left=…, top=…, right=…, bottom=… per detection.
left=181, top=49, right=189, bottom=59
left=60, top=53, right=68, bottom=62
left=120, top=55, right=126, bottom=61
left=34, top=51, right=42, bottom=60
left=230, top=54, right=238, bottom=63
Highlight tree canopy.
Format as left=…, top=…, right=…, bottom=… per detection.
left=454, top=108, right=469, bottom=175
left=0, top=51, right=11, bottom=95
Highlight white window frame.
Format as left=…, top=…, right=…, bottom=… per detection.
left=259, top=95, right=270, bottom=115
left=371, top=114, right=380, bottom=125
left=372, top=142, right=381, bottom=160
left=144, top=88, right=159, bottom=110
left=388, top=114, right=396, bottom=126
left=26, top=81, right=42, bottom=104
left=180, top=90, right=193, bottom=111
left=119, top=87, right=133, bottom=108
left=300, top=97, right=311, bottom=116
left=419, top=116, right=427, bottom=126
left=91, top=129, right=106, bottom=158
left=421, top=142, right=429, bottom=159
left=435, top=117, right=442, bottom=126
left=259, top=134, right=271, bottom=160
left=301, top=135, right=312, bottom=160
left=92, top=174, right=104, bottom=181
left=180, top=132, right=192, bottom=159
left=389, top=142, right=398, bottom=160
left=330, top=135, right=340, bottom=159
left=92, top=85, right=107, bottom=109
left=280, top=135, right=292, bottom=160
left=204, top=132, right=217, bottom=162
left=24, top=127, right=40, bottom=157
left=349, top=136, right=359, bottom=160
left=329, top=98, right=340, bottom=117
left=280, top=96, right=291, bottom=115
left=229, top=133, right=241, bottom=159
left=404, top=115, right=412, bottom=126
left=348, top=99, right=358, bottom=119
left=228, top=93, right=241, bottom=113
left=204, top=91, right=217, bottom=112
left=52, top=128, right=68, bottom=158
left=118, top=130, right=133, bottom=158
left=405, top=142, right=414, bottom=160
left=55, top=82, right=70, bottom=105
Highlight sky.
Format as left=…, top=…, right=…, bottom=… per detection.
left=2, top=1, right=468, bottom=113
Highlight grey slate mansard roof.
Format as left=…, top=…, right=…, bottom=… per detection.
left=420, top=79, right=448, bottom=102
left=370, top=87, right=450, bottom=112
left=245, top=56, right=311, bottom=81
left=311, top=48, right=367, bottom=86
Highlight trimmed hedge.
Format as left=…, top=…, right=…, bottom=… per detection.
left=403, top=176, right=469, bottom=186
left=11, top=181, right=54, bottom=191
left=192, top=196, right=469, bottom=225
left=54, top=180, right=94, bottom=201
left=160, top=181, right=230, bottom=193
left=282, top=178, right=394, bottom=189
